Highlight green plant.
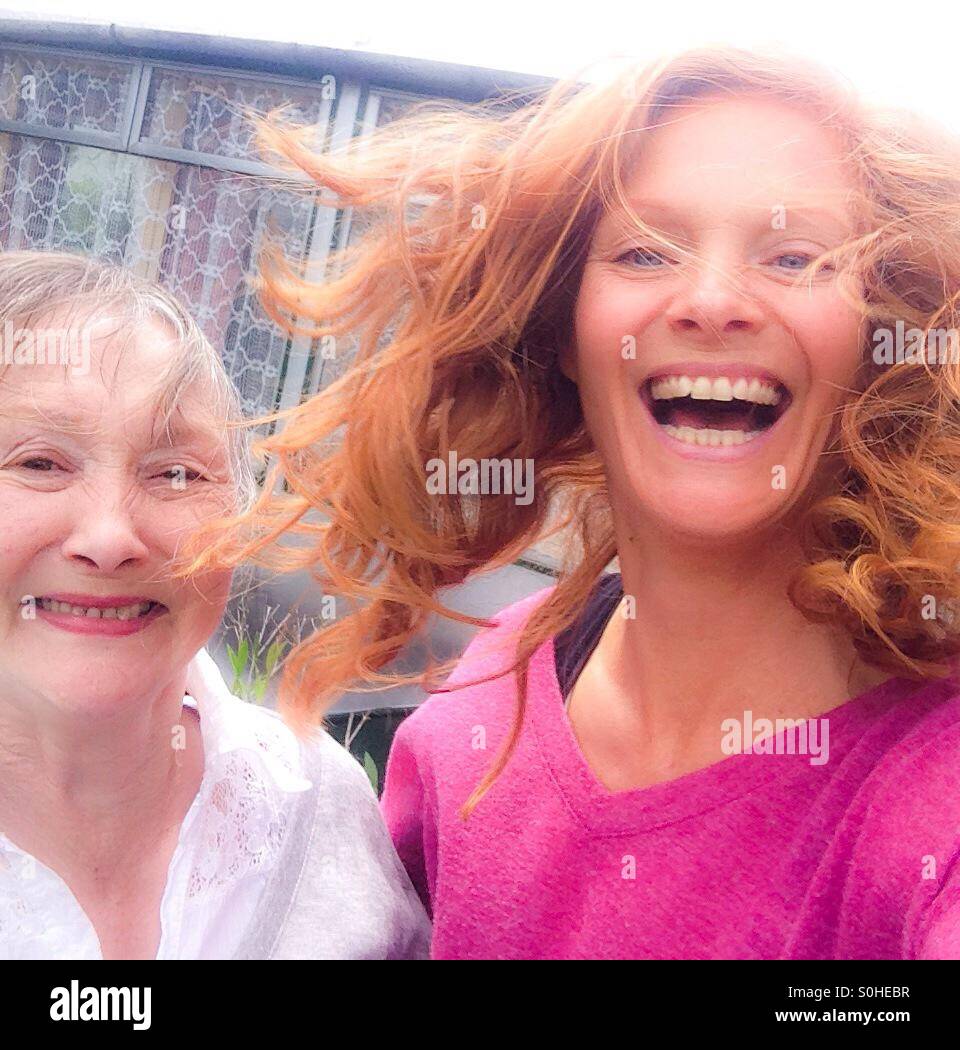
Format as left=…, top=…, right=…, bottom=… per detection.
left=218, top=584, right=381, bottom=792
left=219, top=592, right=322, bottom=706
left=226, top=634, right=284, bottom=703
left=362, top=750, right=379, bottom=793
left=342, top=709, right=379, bottom=792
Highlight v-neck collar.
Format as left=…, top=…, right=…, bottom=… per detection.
left=520, top=595, right=915, bottom=836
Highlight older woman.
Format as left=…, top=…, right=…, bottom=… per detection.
left=0, top=250, right=430, bottom=959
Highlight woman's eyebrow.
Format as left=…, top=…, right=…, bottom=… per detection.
left=612, top=198, right=852, bottom=233
left=150, top=422, right=232, bottom=468
left=0, top=402, right=97, bottom=431
left=0, top=403, right=223, bottom=449
left=155, top=417, right=217, bottom=441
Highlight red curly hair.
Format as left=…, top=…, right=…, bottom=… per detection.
left=173, top=44, right=960, bottom=817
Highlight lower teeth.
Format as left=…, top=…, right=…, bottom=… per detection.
left=661, top=424, right=761, bottom=447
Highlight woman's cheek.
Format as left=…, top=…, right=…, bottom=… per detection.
left=789, top=291, right=863, bottom=378
left=575, top=292, right=663, bottom=374
left=152, top=493, right=228, bottom=550
left=166, top=572, right=231, bottom=653
left=0, top=502, right=56, bottom=584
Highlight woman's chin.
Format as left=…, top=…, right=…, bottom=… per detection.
left=644, top=491, right=797, bottom=545
left=29, top=683, right=156, bottom=718
left=15, top=647, right=175, bottom=715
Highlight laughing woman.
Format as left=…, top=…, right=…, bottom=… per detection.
left=0, top=251, right=429, bottom=959
left=177, top=47, right=960, bottom=958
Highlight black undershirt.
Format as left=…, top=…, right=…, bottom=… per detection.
left=553, top=571, right=624, bottom=701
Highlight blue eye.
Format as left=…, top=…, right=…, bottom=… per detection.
left=773, top=252, right=835, bottom=273
left=616, top=247, right=835, bottom=271
left=617, top=247, right=672, bottom=268
left=775, top=252, right=813, bottom=270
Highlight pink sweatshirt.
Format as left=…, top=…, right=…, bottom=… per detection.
left=380, top=586, right=960, bottom=959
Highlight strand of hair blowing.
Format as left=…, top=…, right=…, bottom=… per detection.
left=174, top=46, right=960, bottom=818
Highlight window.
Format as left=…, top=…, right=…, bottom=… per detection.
left=0, top=46, right=359, bottom=419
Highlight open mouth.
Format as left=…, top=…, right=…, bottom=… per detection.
left=640, top=373, right=792, bottom=447
left=36, top=597, right=167, bottom=621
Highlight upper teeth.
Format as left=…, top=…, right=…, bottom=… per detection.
left=650, top=375, right=783, bottom=405
left=38, top=598, right=154, bottom=620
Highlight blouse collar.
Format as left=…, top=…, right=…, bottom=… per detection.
left=0, top=646, right=314, bottom=959
left=183, top=646, right=313, bottom=795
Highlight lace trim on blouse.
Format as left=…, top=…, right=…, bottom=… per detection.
left=0, top=647, right=313, bottom=959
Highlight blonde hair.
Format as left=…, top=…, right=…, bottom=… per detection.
left=173, top=45, right=960, bottom=817
left=0, top=249, right=257, bottom=514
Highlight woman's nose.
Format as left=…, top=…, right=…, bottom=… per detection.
left=663, top=256, right=767, bottom=342
left=59, top=488, right=151, bottom=572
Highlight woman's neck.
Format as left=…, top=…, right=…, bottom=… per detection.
left=605, top=519, right=894, bottom=765
left=0, top=673, right=204, bottom=884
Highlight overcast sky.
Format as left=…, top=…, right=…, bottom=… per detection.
left=4, top=0, right=959, bottom=131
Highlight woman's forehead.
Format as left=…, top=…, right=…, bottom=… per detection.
left=0, top=309, right=179, bottom=381
left=0, top=384, right=223, bottom=445
left=597, top=193, right=856, bottom=239
left=0, top=345, right=224, bottom=446
left=624, top=97, right=853, bottom=191
left=596, top=111, right=857, bottom=240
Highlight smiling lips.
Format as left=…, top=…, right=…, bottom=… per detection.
left=29, top=593, right=168, bottom=636
left=641, top=369, right=792, bottom=449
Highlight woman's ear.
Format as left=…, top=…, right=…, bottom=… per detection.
left=556, top=339, right=579, bottom=384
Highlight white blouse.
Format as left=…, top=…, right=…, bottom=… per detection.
left=0, top=648, right=431, bottom=959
